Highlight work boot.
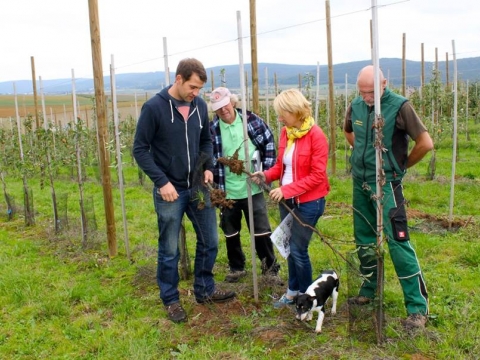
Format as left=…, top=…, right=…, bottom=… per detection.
left=260, top=259, right=283, bottom=285
left=165, top=302, right=187, bottom=323
left=196, top=288, right=236, bottom=304
left=225, top=270, right=247, bottom=283
left=401, top=313, right=427, bottom=330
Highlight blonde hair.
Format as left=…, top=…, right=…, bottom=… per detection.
left=273, top=88, right=312, bottom=121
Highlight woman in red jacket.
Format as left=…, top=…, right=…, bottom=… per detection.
left=253, top=88, right=330, bottom=308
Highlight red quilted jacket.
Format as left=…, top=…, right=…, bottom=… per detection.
left=264, top=125, right=330, bottom=203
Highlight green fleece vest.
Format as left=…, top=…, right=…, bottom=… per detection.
left=350, top=88, right=408, bottom=182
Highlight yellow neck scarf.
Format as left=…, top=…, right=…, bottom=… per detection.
left=286, top=116, right=314, bottom=150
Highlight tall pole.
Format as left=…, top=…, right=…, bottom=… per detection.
left=448, top=40, right=458, bottom=231
left=325, top=0, right=336, bottom=174
left=245, top=71, right=250, bottom=109
left=344, top=73, right=349, bottom=171
left=163, top=37, right=170, bottom=86
left=110, top=55, right=131, bottom=259
left=237, top=10, right=258, bottom=301
left=421, top=43, right=425, bottom=117
left=314, top=61, right=320, bottom=124
left=30, top=56, right=40, bottom=130
left=371, top=0, right=385, bottom=344
left=265, top=67, right=270, bottom=127
left=465, top=80, right=469, bottom=141
left=434, top=47, right=439, bottom=126
left=72, top=69, right=87, bottom=245
left=274, top=72, right=279, bottom=139
left=249, top=0, right=259, bottom=114
left=39, top=76, right=48, bottom=130
left=134, top=92, right=139, bottom=121
left=421, top=43, right=425, bottom=88
left=88, top=0, right=117, bottom=257
left=14, top=82, right=34, bottom=226
left=445, top=52, right=450, bottom=89
left=402, top=33, right=406, bottom=96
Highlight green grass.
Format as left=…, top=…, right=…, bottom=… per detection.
left=1, top=140, right=480, bottom=359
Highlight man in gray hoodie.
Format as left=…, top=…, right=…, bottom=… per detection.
left=133, top=58, right=235, bottom=324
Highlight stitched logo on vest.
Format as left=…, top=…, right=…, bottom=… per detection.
left=354, top=119, right=363, bottom=126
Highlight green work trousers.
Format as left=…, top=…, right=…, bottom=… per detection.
left=352, top=178, right=429, bottom=316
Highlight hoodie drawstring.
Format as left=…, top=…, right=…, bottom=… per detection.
left=196, top=105, right=203, bottom=129
left=168, top=100, right=174, bottom=123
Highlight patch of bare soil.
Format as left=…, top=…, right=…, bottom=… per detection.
left=407, top=208, right=474, bottom=232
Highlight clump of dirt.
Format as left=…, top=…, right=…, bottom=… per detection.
left=198, top=146, right=245, bottom=210
left=218, top=147, right=273, bottom=195
left=218, top=155, right=244, bottom=176
left=218, top=144, right=246, bottom=176
left=210, top=187, right=235, bottom=209
left=196, top=183, right=235, bottom=211
left=190, top=151, right=236, bottom=210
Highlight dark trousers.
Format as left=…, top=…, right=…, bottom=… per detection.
left=221, top=193, right=279, bottom=273
left=226, top=234, right=279, bottom=273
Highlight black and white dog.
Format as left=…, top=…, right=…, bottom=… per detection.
left=294, top=270, right=339, bottom=334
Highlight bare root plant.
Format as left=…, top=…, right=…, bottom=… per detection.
left=192, top=152, right=236, bottom=210
left=207, top=183, right=235, bottom=209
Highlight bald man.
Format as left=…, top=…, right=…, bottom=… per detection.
left=344, top=65, right=433, bottom=330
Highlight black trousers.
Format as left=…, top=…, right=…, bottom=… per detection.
left=220, top=193, right=279, bottom=273
left=226, top=233, right=279, bottom=273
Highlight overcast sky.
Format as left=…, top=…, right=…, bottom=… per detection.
left=2, top=0, right=479, bottom=84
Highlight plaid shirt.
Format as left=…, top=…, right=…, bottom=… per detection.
left=210, top=109, right=276, bottom=191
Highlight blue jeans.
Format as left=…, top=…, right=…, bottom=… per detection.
left=153, top=187, right=218, bottom=306
left=279, top=198, right=326, bottom=295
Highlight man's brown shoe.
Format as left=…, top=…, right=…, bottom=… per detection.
left=165, top=302, right=187, bottom=323
left=225, top=270, right=247, bottom=283
left=196, top=289, right=236, bottom=304
left=401, top=313, right=427, bottom=330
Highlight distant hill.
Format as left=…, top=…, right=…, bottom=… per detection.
left=1, top=57, right=479, bottom=95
